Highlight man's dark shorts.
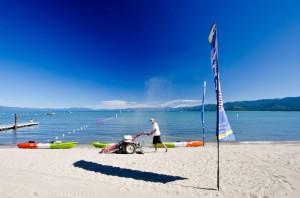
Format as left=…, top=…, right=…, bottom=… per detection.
left=153, top=136, right=162, bottom=144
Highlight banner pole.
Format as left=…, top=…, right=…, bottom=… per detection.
left=209, top=22, right=236, bottom=192
left=201, top=81, right=206, bottom=147
left=217, top=79, right=220, bottom=191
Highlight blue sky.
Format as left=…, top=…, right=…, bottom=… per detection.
left=0, top=0, right=299, bottom=109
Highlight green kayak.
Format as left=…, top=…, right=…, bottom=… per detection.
left=50, top=142, right=78, bottom=149
left=92, top=142, right=115, bottom=148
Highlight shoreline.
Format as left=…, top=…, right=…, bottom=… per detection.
left=1, top=140, right=300, bottom=148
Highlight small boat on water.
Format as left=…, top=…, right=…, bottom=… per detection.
left=47, top=111, right=55, bottom=115
left=17, top=141, right=77, bottom=149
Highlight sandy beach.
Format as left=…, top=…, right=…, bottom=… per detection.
left=0, top=143, right=299, bottom=198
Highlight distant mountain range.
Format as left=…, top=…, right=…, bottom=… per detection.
left=0, top=106, right=93, bottom=112
left=1, top=97, right=300, bottom=112
left=182, top=96, right=300, bottom=111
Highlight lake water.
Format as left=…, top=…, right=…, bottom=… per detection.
left=1, top=111, right=300, bottom=145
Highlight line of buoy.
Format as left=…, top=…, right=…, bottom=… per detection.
left=51, top=113, right=119, bottom=142
left=49, top=125, right=88, bottom=142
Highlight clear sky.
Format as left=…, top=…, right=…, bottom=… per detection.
left=0, top=0, right=299, bottom=109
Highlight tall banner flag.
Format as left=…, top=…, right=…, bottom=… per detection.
left=201, top=81, right=206, bottom=146
left=208, top=23, right=235, bottom=142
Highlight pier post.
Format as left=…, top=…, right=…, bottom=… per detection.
left=14, top=114, right=18, bottom=130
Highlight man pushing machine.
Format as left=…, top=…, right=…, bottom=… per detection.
left=147, top=118, right=168, bottom=152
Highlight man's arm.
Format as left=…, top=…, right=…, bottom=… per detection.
left=148, top=128, right=156, bottom=135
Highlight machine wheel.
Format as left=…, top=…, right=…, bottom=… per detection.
left=124, top=143, right=136, bottom=154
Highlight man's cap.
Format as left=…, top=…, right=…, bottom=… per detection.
left=149, top=118, right=155, bottom=122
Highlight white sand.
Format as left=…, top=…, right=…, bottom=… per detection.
left=0, top=143, right=299, bottom=198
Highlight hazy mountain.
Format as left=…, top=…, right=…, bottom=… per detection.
left=183, top=97, right=300, bottom=111
left=1, top=97, right=300, bottom=112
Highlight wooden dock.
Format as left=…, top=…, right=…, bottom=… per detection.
left=0, top=122, right=39, bottom=131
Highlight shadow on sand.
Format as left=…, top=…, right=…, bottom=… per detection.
left=73, top=160, right=187, bottom=184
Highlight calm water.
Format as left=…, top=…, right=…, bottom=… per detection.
left=1, top=111, right=300, bottom=145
